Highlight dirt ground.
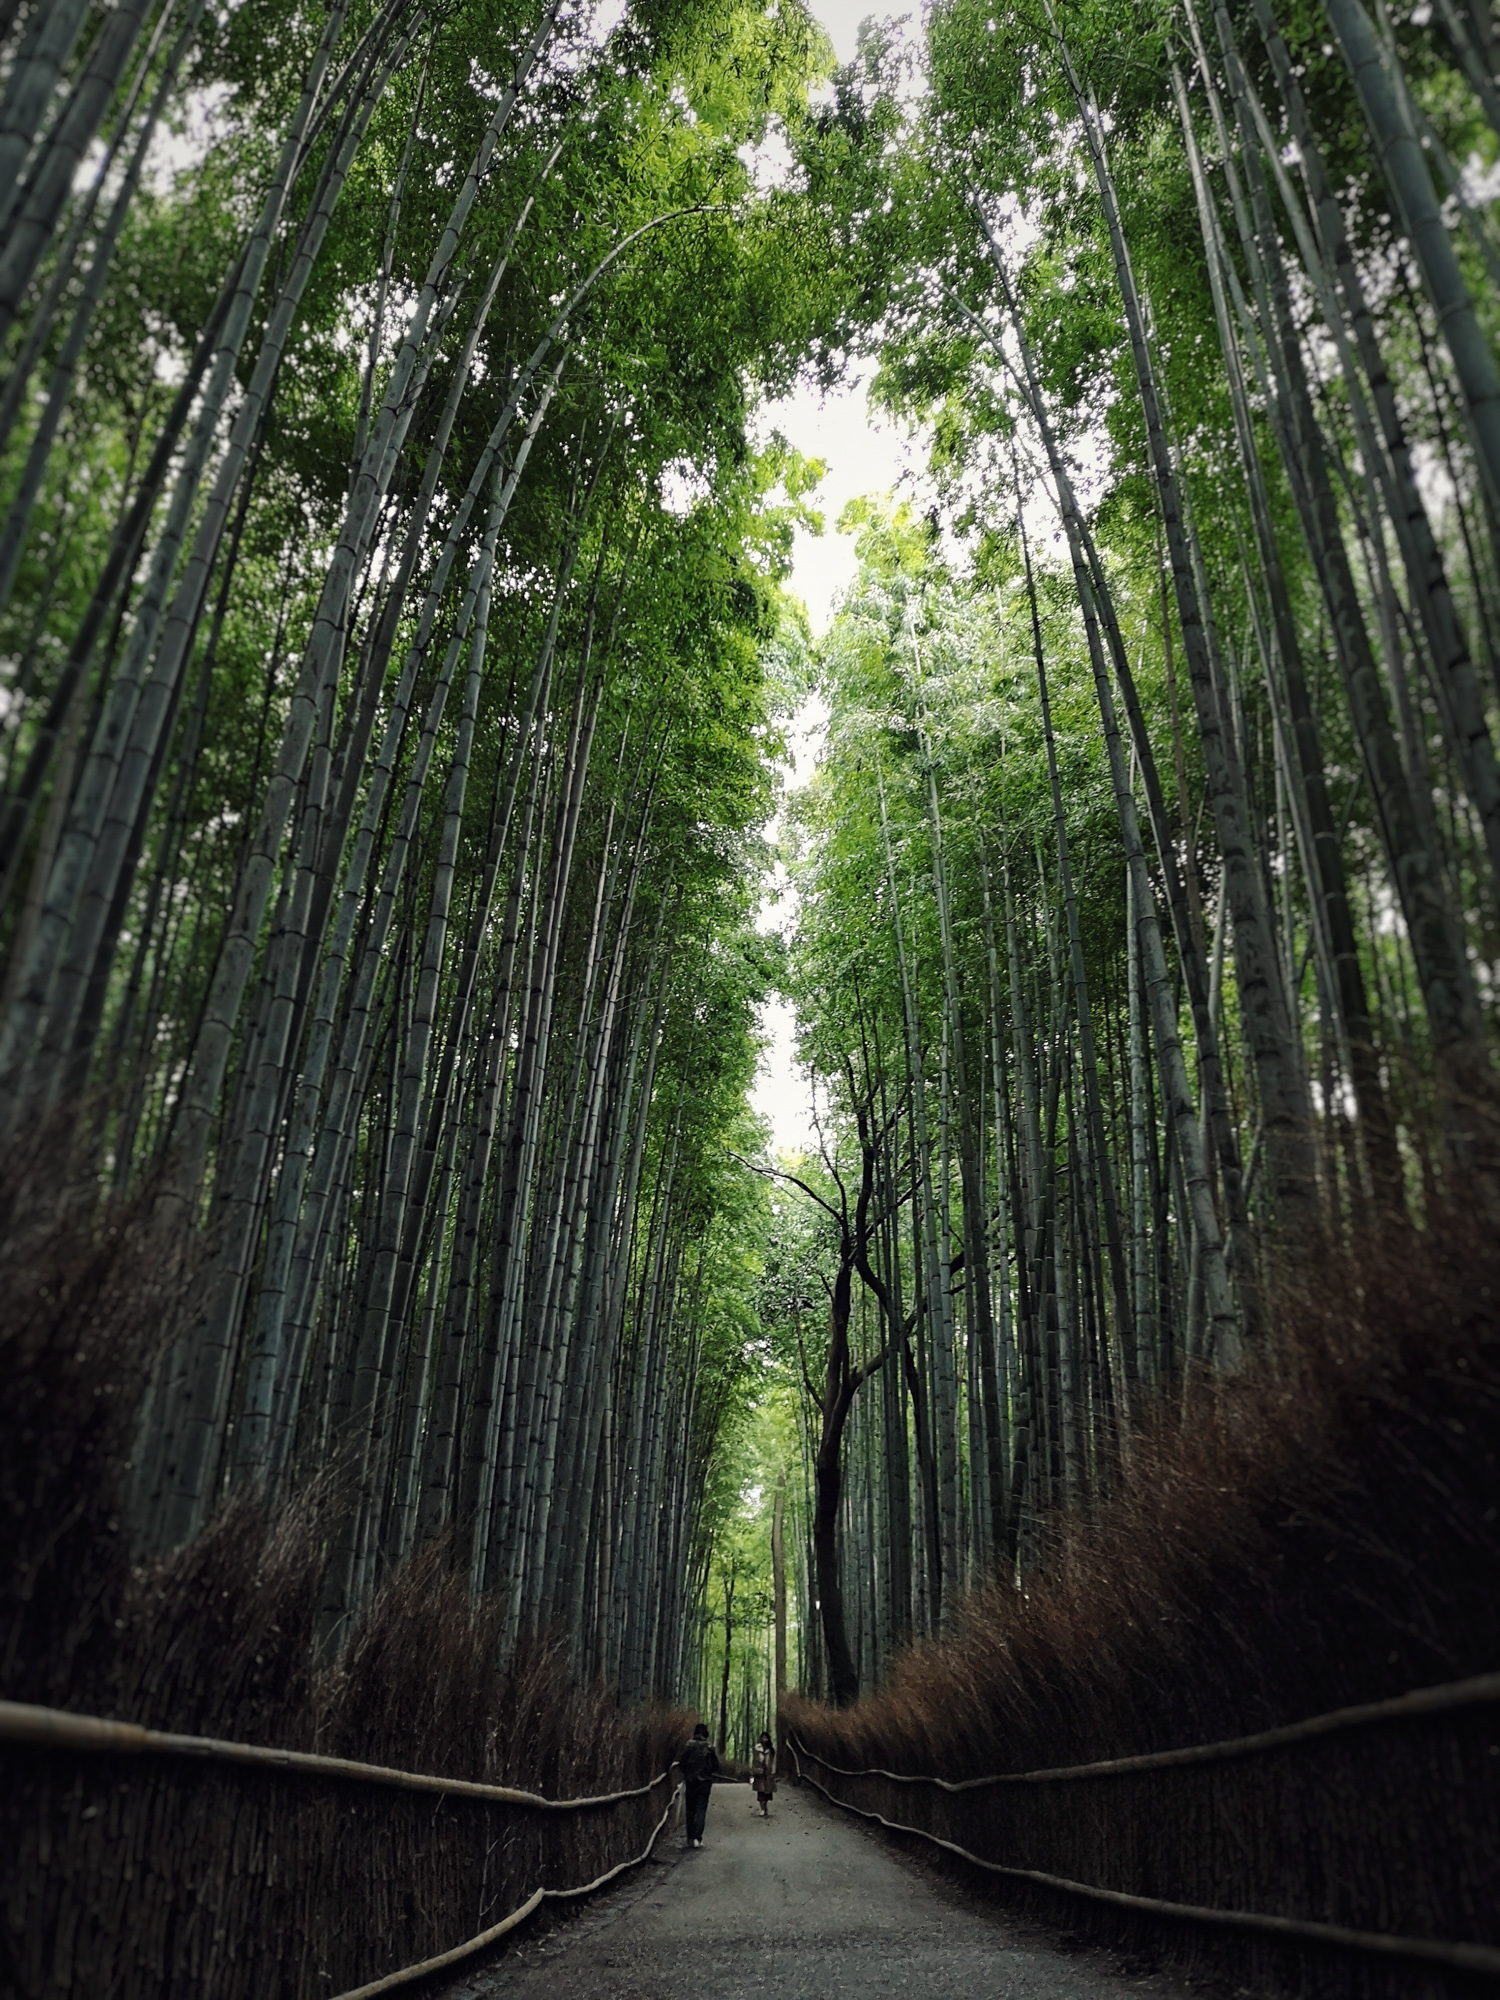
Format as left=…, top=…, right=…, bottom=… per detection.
left=434, top=1779, right=1199, bottom=2000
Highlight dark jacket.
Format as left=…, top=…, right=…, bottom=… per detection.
left=679, top=1736, right=719, bottom=1786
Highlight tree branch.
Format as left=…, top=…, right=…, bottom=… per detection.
left=726, top=1148, right=844, bottom=1226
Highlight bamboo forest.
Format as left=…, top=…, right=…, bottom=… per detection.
left=3, top=0, right=1500, bottom=1994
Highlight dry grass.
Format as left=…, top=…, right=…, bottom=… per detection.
left=785, top=1218, right=1500, bottom=1997
left=0, top=1159, right=688, bottom=1999
left=0, top=1141, right=186, bottom=1711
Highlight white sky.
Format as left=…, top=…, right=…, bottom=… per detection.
left=809, top=0, right=888, bottom=67
left=747, top=377, right=911, bottom=1158
left=747, top=702, right=827, bottom=1160
left=747, top=0, right=917, bottom=1153
left=764, top=373, right=913, bottom=635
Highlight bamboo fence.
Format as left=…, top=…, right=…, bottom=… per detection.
left=786, top=1670, right=1500, bottom=1998
left=1, top=1699, right=683, bottom=1998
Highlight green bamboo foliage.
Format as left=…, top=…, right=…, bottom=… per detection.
left=5, top=0, right=1500, bottom=1722
left=0, top=0, right=843, bottom=1692
left=766, top=0, right=1500, bottom=1702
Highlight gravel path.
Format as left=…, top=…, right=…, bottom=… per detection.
left=440, top=1779, right=1194, bottom=1999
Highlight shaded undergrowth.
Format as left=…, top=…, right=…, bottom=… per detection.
left=0, top=1159, right=685, bottom=1999
left=785, top=1218, right=1500, bottom=1999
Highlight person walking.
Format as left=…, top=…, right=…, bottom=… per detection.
left=679, top=1721, right=719, bottom=1848
left=751, top=1730, right=776, bottom=1817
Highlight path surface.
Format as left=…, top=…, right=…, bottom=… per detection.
left=443, top=1780, right=1192, bottom=2000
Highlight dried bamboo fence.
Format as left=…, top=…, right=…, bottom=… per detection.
left=0, top=1699, right=682, bottom=1998
left=786, top=1672, right=1500, bottom=1998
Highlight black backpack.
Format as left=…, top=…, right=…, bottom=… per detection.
left=681, top=1737, right=716, bottom=1782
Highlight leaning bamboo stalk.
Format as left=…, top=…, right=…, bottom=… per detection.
left=0, top=0, right=205, bottom=609
left=349, top=489, right=509, bottom=1578
left=0, top=275, right=233, bottom=917
left=1046, top=6, right=1315, bottom=1239
left=1169, top=48, right=1402, bottom=1216
left=1432, top=0, right=1500, bottom=138
left=44, top=13, right=424, bottom=1092
left=0, top=0, right=157, bottom=347
left=1245, top=0, right=1500, bottom=925
left=161, top=49, right=606, bottom=1197
left=1197, top=14, right=1493, bottom=1143
left=1325, top=0, right=1500, bottom=528
left=0, top=0, right=93, bottom=232
left=172, top=200, right=690, bottom=1201
left=1015, top=483, right=1135, bottom=1406
left=350, top=478, right=504, bottom=1453
left=531, top=787, right=656, bottom=1631
left=947, top=264, right=1250, bottom=1295
left=0, top=0, right=353, bottom=1111
left=875, top=753, right=958, bottom=1622
left=158, top=537, right=488, bottom=1549
left=239, top=244, right=543, bottom=1464
left=963, top=227, right=1238, bottom=1363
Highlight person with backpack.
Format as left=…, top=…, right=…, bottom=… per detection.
left=679, top=1721, right=719, bottom=1847
left=751, top=1730, right=776, bottom=1817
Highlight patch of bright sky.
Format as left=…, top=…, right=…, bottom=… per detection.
left=746, top=371, right=914, bottom=1166
left=746, top=3, right=927, bottom=1159
left=144, top=82, right=233, bottom=194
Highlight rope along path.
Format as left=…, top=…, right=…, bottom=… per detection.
left=0, top=1698, right=667, bottom=1807
left=789, top=1668, right=1500, bottom=1787
left=330, top=1781, right=683, bottom=1999
left=2, top=1699, right=683, bottom=1994
left=787, top=1675, right=1500, bottom=1981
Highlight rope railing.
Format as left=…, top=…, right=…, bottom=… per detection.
left=4, top=1696, right=686, bottom=1993
left=328, top=1780, right=683, bottom=1999
left=786, top=1667, right=1500, bottom=1788
left=0, top=1698, right=668, bottom=1808
left=15, top=1682, right=1496, bottom=1985
left=788, top=1747, right=1500, bottom=1979
left=786, top=1674, right=1500, bottom=1981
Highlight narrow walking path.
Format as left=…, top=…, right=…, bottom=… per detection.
left=445, top=1781, right=1192, bottom=1999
